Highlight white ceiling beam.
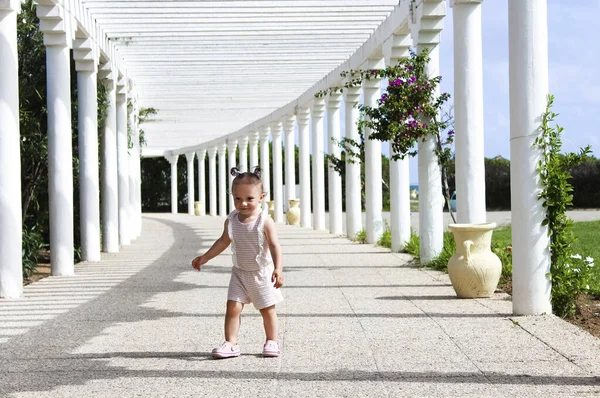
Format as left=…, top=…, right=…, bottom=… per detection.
left=81, top=1, right=399, bottom=8
left=109, top=36, right=367, bottom=42
left=106, top=31, right=372, bottom=38
left=90, top=9, right=392, bottom=15
left=95, top=16, right=387, bottom=24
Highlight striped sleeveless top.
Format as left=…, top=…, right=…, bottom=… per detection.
left=227, top=210, right=273, bottom=271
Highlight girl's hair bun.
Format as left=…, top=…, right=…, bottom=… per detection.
left=230, top=167, right=241, bottom=177
left=252, top=166, right=262, bottom=179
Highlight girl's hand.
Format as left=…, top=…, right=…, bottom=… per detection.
left=271, top=269, right=284, bottom=288
left=191, top=256, right=206, bottom=271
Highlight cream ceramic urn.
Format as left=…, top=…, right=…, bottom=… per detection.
left=267, top=200, right=275, bottom=220
left=447, top=222, right=502, bottom=298
left=286, top=199, right=300, bottom=225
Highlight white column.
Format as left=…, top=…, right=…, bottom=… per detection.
left=417, top=45, right=444, bottom=264
left=218, top=142, right=227, bottom=217
left=197, top=149, right=206, bottom=216
left=283, top=114, right=296, bottom=212
left=259, top=126, right=271, bottom=210
left=40, top=25, right=74, bottom=275
left=130, top=99, right=142, bottom=238
left=208, top=146, right=217, bottom=216
left=363, top=72, right=384, bottom=244
left=411, top=0, right=446, bottom=264
left=116, top=86, right=130, bottom=246
left=100, top=74, right=119, bottom=253
left=74, top=43, right=101, bottom=261
left=249, top=131, right=259, bottom=172
left=227, top=139, right=238, bottom=213
left=327, top=93, right=343, bottom=235
left=185, top=152, right=195, bottom=215
left=135, top=149, right=142, bottom=236
left=239, top=135, right=249, bottom=173
left=509, top=0, right=551, bottom=315
left=133, top=140, right=142, bottom=237
left=453, top=0, right=486, bottom=224
left=168, top=155, right=179, bottom=214
left=0, top=0, right=23, bottom=297
left=383, top=34, right=412, bottom=252
left=127, top=100, right=138, bottom=239
left=344, top=86, right=362, bottom=239
left=271, top=121, right=284, bottom=223
left=297, top=107, right=312, bottom=228
left=390, top=146, right=411, bottom=252
left=311, top=98, right=326, bottom=231
left=134, top=113, right=143, bottom=238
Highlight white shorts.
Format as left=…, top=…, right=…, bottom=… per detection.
left=227, top=266, right=283, bottom=310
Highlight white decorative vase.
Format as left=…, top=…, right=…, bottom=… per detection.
left=267, top=200, right=275, bottom=220
left=194, top=201, right=203, bottom=216
left=447, top=222, right=502, bottom=298
left=286, top=199, right=300, bottom=225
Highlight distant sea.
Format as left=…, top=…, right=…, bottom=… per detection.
left=410, top=184, right=418, bottom=193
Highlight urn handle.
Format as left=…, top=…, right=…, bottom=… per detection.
left=463, top=240, right=474, bottom=265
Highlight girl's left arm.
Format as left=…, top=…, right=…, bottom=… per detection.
left=264, top=217, right=284, bottom=288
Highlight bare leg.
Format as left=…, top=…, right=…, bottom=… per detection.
left=225, top=300, right=244, bottom=344
left=259, top=305, right=278, bottom=341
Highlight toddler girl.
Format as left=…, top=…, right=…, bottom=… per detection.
left=191, top=167, right=284, bottom=358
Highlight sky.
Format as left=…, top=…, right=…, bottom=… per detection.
left=314, top=0, right=600, bottom=185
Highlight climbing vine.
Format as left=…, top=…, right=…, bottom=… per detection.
left=127, top=100, right=157, bottom=150
left=535, top=94, right=594, bottom=317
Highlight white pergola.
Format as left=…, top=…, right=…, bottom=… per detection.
left=0, top=0, right=551, bottom=316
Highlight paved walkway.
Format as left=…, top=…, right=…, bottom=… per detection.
left=1, top=214, right=599, bottom=397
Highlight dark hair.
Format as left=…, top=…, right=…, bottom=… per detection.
left=230, top=166, right=264, bottom=192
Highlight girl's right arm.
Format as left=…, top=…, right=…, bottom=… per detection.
left=191, top=220, right=231, bottom=270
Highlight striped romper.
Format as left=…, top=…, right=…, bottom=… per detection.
left=226, top=209, right=284, bottom=310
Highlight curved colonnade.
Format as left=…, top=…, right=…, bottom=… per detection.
left=0, top=0, right=551, bottom=315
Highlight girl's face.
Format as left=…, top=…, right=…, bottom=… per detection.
left=232, top=182, right=265, bottom=216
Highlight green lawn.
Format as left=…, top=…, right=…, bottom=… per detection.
left=491, top=220, right=600, bottom=295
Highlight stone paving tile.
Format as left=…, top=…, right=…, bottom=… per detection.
left=475, top=360, right=592, bottom=377
left=276, top=380, right=387, bottom=398
left=5, top=375, right=282, bottom=398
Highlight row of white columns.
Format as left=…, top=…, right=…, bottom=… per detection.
left=0, top=3, right=141, bottom=298
left=169, top=75, right=412, bottom=250
left=166, top=0, right=551, bottom=315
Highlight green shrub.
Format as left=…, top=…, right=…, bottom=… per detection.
left=377, top=222, right=391, bottom=248
left=484, top=156, right=511, bottom=210
left=491, top=242, right=513, bottom=285
left=570, top=157, right=600, bottom=208
left=351, top=229, right=367, bottom=244
left=425, top=232, right=455, bottom=272
left=22, top=225, right=44, bottom=278
left=402, top=230, right=420, bottom=259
